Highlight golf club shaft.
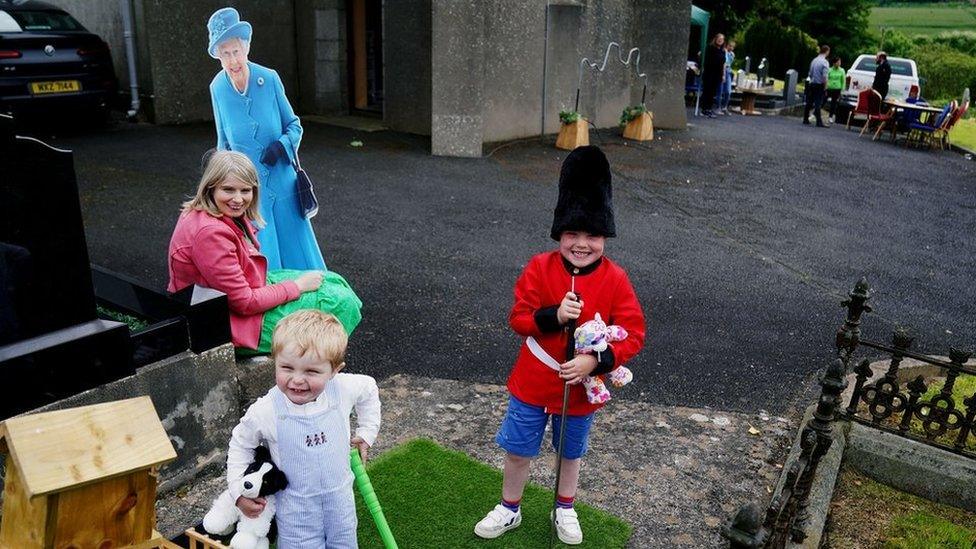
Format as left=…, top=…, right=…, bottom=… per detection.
left=549, top=306, right=577, bottom=549
left=351, top=449, right=399, bottom=549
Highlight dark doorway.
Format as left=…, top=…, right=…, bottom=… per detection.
left=348, top=0, right=383, bottom=114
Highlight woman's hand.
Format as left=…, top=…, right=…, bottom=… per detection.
left=559, top=354, right=598, bottom=384
left=295, top=271, right=323, bottom=292
left=351, top=436, right=370, bottom=462
left=235, top=496, right=267, bottom=519
left=556, top=292, right=583, bottom=325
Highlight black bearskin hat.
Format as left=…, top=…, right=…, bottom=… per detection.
left=550, top=145, right=615, bottom=241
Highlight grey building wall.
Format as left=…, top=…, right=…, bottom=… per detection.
left=431, top=0, right=690, bottom=155
left=296, top=0, right=348, bottom=115
left=49, top=0, right=688, bottom=148
left=45, top=0, right=142, bottom=101
left=49, top=1, right=300, bottom=124
left=139, top=0, right=299, bottom=124
left=384, top=0, right=432, bottom=136
left=430, top=0, right=484, bottom=157
left=632, top=0, right=690, bottom=130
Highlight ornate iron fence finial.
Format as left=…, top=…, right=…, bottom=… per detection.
left=724, top=502, right=766, bottom=549
left=837, top=278, right=872, bottom=359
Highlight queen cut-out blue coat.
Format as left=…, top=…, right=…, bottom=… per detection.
left=210, top=61, right=326, bottom=271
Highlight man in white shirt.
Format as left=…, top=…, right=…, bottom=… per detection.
left=804, top=44, right=831, bottom=127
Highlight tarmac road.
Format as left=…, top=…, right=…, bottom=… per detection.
left=37, top=112, right=976, bottom=415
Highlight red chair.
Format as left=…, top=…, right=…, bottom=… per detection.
left=847, top=89, right=874, bottom=130
left=860, top=90, right=891, bottom=138
left=940, top=100, right=969, bottom=149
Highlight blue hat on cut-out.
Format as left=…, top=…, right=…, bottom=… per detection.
left=207, top=7, right=252, bottom=59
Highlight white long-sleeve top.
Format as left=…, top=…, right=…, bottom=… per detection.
left=225, top=373, right=381, bottom=500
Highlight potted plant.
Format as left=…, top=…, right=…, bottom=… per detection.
left=620, top=104, right=653, bottom=141
left=556, top=109, right=589, bottom=150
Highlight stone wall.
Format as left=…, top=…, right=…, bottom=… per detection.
left=0, top=344, right=240, bottom=502
left=296, top=0, right=348, bottom=115
left=430, top=0, right=484, bottom=156
left=431, top=0, right=691, bottom=155
left=384, top=0, right=432, bottom=136
left=52, top=0, right=689, bottom=144
left=140, top=0, right=299, bottom=125
left=45, top=0, right=141, bottom=104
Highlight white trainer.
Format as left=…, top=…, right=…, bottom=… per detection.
left=474, top=504, right=522, bottom=539
left=553, top=507, right=583, bottom=545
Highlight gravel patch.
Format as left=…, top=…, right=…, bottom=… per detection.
left=158, top=373, right=797, bottom=547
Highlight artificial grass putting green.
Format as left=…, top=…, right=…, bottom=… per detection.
left=354, top=439, right=632, bottom=548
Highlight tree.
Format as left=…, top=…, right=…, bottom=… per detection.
left=740, top=18, right=818, bottom=79
left=794, top=0, right=872, bottom=64
left=692, top=0, right=757, bottom=38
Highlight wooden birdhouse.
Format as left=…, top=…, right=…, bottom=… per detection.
left=0, top=396, right=178, bottom=549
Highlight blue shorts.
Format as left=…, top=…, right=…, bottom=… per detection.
left=495, top=395, right=595, bottom=459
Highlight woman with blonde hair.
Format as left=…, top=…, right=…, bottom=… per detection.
left=167, top=150, right=361, bottom=353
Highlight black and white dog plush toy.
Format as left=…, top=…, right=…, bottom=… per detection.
left=203, top=446, right=288, bottom=549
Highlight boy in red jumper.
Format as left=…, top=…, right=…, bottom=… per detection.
left=474, top=146, right=645, bottom=545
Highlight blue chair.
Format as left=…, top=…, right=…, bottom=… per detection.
left=907, top=102, right=953, bottom=149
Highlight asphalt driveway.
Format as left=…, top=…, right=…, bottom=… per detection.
left=36, top=111, right=976, bottom=415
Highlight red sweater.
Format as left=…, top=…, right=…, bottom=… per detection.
left=507, top=251, right=646, bottom=415
left=167, top=210, right=300, bottom=349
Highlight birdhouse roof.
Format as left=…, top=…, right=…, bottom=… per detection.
left=0, top=396, right=177, bottom=498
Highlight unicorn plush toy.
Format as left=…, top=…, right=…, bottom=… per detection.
left=574, top=313, right=632, bottom=404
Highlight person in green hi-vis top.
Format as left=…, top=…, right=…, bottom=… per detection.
left=167, top=150, right=362, bottom=354
left=826, top=57, right=846, bottom=125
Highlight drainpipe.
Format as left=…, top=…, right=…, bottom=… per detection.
left=120, top=0, right=140, bottom=119
left=541, top=1, right=550, bottom=136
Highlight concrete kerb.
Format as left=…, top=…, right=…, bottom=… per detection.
left=846, top=422, right=976, bottom=512
left=839, top=356, right=976, bottom=513
left=760, top=404, right=847, bottom=549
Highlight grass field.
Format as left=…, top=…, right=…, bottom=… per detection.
left=950, top=117, right=976, bottom=152
left=827, top=468, right=976, bottom=548
left=354, top=439, right=632, bottom=548
left=870, top=3, right=976, bottom=36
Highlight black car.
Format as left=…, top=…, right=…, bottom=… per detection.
left=0, top=0, right=118, bottom=120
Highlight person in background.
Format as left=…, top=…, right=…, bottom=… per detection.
left=716, top=40, right=736, bottom=115
left=896, top=84, right=924, bottom=131
left=872, top=51, right=892, bottom=100
left=803, top=44, right=830, bottom=128
left=700, top=33, right=727, bottom=118
left=826, top=56, right=845, bottom=124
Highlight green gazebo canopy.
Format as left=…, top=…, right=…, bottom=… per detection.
left=691, top=5, right=709, bottom=65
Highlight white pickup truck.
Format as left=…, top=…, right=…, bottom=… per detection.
left=840, top=54, right=920, bottom=109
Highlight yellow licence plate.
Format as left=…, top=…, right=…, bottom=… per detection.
left=30, top=80, right=81, bottom=94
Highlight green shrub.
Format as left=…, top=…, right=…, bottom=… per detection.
left=619, top=104, right=647, bottom=126
left=914, top=44, right=976, bottom=102
left=875, top=29, right=919, bottom=59
left=740, top=19, right=819, bottom=80
left=558, top=110, right=579, bottom=124
left=915, top=30, right=976, bottom=57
